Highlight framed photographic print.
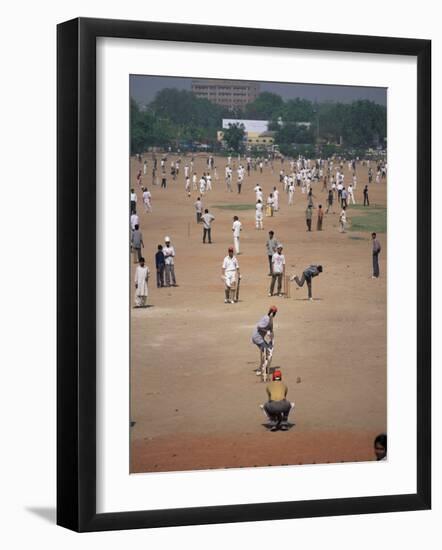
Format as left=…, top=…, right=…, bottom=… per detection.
left=57, top=17, right=431, bottom=532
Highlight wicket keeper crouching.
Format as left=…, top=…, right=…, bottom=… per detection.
left=263, top=370, right=294, bottom=431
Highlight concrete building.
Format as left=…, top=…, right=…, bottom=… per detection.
left=191, top=80, right=260, bottom=109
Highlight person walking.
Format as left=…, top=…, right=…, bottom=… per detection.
left=134, top=257, right=149, bottom=308
left=201, top=208, right=215, bottom=244
left=305, top=204, right=313, bottom=232
left=266, top=231, right=279, bottom=276
left=317, top=204, right=324, bottom=231
left=371, top=232, right=381, bottom=278
left=155, top=244, right=165, bottom=288
left=269, top=244, right=285, bottom=297
left=131, top=224, right=144, bottom=263
left=232, top=215, right=242, bottom=254
left=163, top=236, right=178, bottom=287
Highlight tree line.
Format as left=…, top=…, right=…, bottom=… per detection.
left=131, top=88, right=386, bottom=155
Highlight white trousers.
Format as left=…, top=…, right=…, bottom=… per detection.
left=233, top=236, right=240, bottom=254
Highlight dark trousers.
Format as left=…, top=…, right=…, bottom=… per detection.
left=130, top=201, right=136, bottom=214
left=161, top=178, right=167, bottom=188
left=373, top=253, right=380, bottom=277
left=270, top=273, right=283, bottom=295
left=341, top=197, right=347, bottom=208
left=295, top=273, right=312, bottom=298
left=264, top=399, right=291, bottom=422
left=306, top=219, right=312, bottom=231
left=203, top=227, right=212, bottom=243
left=196, top=212, right=202, bottom=223
left=268, top=255, right=273, bottom=275
left=156, top=265, right=165, bottom=287
left=237, top=183, right=242, bottom=194
left=364, top=195, right=370, bottom=206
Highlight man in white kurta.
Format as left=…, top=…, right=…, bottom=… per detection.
left=134, top=258, right=149, bottom=307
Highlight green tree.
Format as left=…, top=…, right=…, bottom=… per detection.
left=244, top=92, right=284, bottom=120
left=222, top=123, right=245, bottom=152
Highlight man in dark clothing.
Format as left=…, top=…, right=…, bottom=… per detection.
left=371, top=232, right=381, bottom=278
left=363, top=185, right=370, bottom=206
left=291, top=264, right=323, bottom=300
left=155, top=244, right=165, bottom=287
left=305, top=205, right=313, bottom=231
left=326, top=189, right=334, bottom=213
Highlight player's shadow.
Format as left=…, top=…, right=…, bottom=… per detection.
left=261, top=422, right=296, bottom=431
left=133, top=304, right=155, bottom=308
left=294, top=298, right=323, bottom=302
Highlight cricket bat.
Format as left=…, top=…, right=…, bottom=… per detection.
left=235, top=275, right=241, bottom=302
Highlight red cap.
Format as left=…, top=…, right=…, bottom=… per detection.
left=272, top=370, right=282, bottom=381
left=269, top=305, right=278, bottom=313
left=228, top=246, right=234, bottom=251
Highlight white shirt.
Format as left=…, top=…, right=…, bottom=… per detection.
left=163, top=245, right=175, bottom=265
left=232, top=220, right=242, bottom=237
left=222, top=256, right=239, bottom=272
left=272, top=253, right=285, bottom=274
left=256, top=203, right=264, bottom=216
left=142, top=190, right=151, bottom=202
left=130, top=214, right=139, bottom=229
left=130, top=192, right=137, bottom=202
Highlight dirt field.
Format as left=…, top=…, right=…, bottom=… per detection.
left=130, top=155, right=387, bottom=473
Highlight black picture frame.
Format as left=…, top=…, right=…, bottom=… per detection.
left=57, top=17, right=431, bottom=532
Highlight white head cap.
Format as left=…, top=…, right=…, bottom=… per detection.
left=164, top=236, right=171, bottom=243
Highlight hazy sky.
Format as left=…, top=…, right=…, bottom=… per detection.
left=130, top=75, right=386, bottom=106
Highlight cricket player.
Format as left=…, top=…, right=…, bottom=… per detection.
left=255, top=199, right=264, bottom=230
left=251, top=306, right=277, bottom=373
left=262, top=369, right=294, bottom=431
left=232, top=216, right=242, bottom=254
left=339, top=206, right=347, bottom=233
left=222, top=246, right=240, bottom=304
left=134, top=257, right=149, bottom=308
left=290, top=265, right=323, bottom=301
left=142, top=187, right=152, bottom=212
left=194, top=197, right=203, bottom=223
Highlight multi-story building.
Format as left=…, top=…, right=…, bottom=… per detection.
left=191, top=79, right=260, bottom=110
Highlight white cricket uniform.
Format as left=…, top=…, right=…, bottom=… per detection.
left=142, top=190, right=152, bottom=211
left=255, top=202, right=264, bottom=229
left=232, top=220, right=242, bottom=254
left=273, top=190, right=279, bottom=211
left=222, top=255, right=239, bottom=287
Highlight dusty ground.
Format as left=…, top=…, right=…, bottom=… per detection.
left=130, top=154, right=387, bottom=473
